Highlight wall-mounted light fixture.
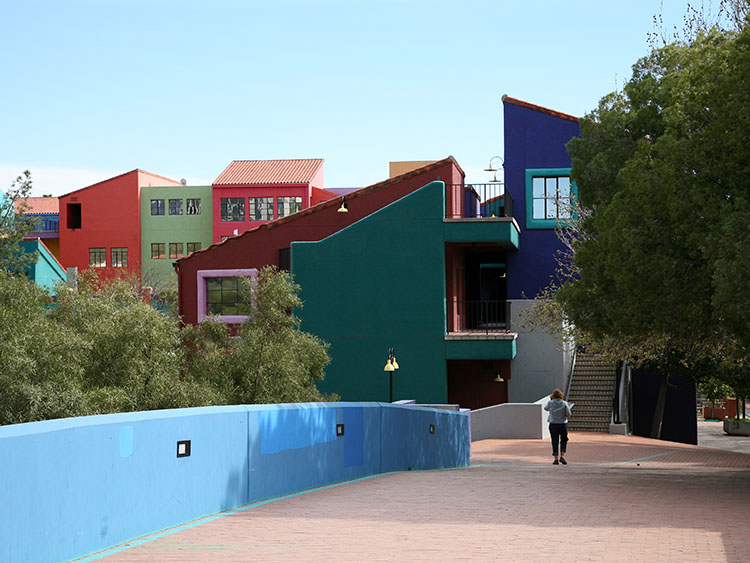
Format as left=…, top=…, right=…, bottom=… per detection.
left=384, top=347, right=399, bottom=402
left=337, top=197, right=349, bottom=213
left=485, top=156, right=506, bottom=184
left=493, top=371, right=505, bottom=383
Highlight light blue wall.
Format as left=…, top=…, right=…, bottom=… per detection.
left=0, top=402, right=469, bottom=563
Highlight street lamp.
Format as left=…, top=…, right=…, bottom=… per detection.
left=383, top=347, right=399, bottom=402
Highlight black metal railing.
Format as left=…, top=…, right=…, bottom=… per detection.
left=448, top=300, right=511, bottom=333
left=445, top=184, right=514, bottom=219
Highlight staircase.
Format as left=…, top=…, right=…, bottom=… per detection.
left=567, top=353, right=617, bottom=432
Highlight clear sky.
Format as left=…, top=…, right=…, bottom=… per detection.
left=1, top=0, right=693, bottom=196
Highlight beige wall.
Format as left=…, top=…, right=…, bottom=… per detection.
left=389, top=161, right=436, bottom=178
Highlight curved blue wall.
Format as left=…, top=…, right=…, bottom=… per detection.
left=0, top=402, right=469, bottom=563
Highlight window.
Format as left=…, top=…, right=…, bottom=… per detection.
left=248, top=197, right=274, bottom=221
left=278, top=247, right=290, bottom=271
left=277, top=196, right=302, bottom=218
left=169, top=199, right=183, bottom=215
left=89, top=248, right=106, bottom=268
left=151, top=243, right=165, bottom=259
left=111, top=248, right=128, bottom=268
left=151, top=199, right=165, bottom=216
left=525, top=169, right=577, bottom=229
left=169, top=242, right=184, bottom=259
left=221, top=198, right=245, bottom=222
left=186, top=198, right=201, bottom=215
left=206, top=277, right=252, bottom=316
left=197, top=268, right=258, bottom=323
left=66, top=203, right=81, bottom=229
left=186, top=242, right=201, bottom=254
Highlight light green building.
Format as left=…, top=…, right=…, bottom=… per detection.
left=140, top=185, right=212, bottom=289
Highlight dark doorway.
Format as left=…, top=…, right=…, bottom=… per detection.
left=447, top=359, right=510, bottom=410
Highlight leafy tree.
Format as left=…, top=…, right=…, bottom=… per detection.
left=0, top=171, right=39, bottom=274
left=0, top=266, right=335, bottom=425
left=183, top=267, right=334, bottom=405
left=0, top=272, right=87, bottom=425
left=524, top=13, right=750, bottom=437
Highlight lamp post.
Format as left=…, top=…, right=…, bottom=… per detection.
left=383, top=347, right=399, bottom=402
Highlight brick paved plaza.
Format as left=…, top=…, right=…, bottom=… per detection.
left=80, top=430, right=750, bottom=563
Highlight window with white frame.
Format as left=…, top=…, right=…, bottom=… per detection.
left=197, top=268, right=258, bottom=323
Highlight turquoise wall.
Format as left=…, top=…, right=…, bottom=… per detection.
left=0, top=402, right=469, bottom=563
left=292, top=181, right=449, bottom=403
left=19, top=239, right=66, bottom=294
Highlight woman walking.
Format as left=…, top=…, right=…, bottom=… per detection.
left=544, top=389, right=572, bottom=465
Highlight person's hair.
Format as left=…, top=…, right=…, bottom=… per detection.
left=551, top=389, right=563, bottom=399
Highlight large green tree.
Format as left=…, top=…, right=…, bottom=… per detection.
left=525, top=18, right=750, bottom=436
left=0, top=267, right=334, bottom=425
left=561, top=25, right=750, bottom=354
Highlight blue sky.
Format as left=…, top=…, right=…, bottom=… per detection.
left=1, top=0, right=692, bottom=196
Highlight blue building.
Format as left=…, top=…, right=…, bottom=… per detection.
left=501, top=95, right=581, bottom=401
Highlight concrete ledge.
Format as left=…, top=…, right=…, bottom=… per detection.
left=609, top=423, right=627, bottom=435
left=471, top=403, right=548, bottom=441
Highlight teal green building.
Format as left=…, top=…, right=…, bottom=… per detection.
left=292, top=181, right=519, bottom=407
left=140, top=185, right=212, bottom=288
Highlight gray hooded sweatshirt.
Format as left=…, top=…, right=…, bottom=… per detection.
left=544, top=398, right=571, bottom=423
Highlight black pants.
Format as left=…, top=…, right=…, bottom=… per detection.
left=549, top=423, right=568, bottom=456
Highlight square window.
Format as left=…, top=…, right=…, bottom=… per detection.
left=186, top=198, right=201, bottom=215
left=205, top=276, right=253, bottom=316
left=111, top=247, right=128, bottom=268
left=89, top=248, right=106, bottom=268
left=151, top=199, right=165, bottom=216
left=151, top=243, right=165, bottom=259
left=169, top=199, right=183, bottom=215
left=221, top=198, right=245, bottom=222
left=277, top=196, right=302, bottom=218
left=169, top=242, right=184, bottom=259
left=248, top=197, right=274, bottom=221
left=525, top=169, right=577, bottom=229
left=186, top=242, right=201, bottom=254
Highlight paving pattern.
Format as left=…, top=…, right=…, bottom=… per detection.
left=78, top=429, right=750, bottom=563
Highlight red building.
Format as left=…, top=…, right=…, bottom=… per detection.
left=59, top=169, right=181, bottom=278
left=176, top=157, right=464, bottom=325
left=211, top=159, right=336, bottom=243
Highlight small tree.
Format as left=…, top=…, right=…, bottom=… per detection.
left=0, top=171, right=39, bottom=274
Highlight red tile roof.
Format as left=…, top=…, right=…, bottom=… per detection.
left=502, top=95, right=579, bottom=122
left=213, top=159, right=324, bottom=186
left=14, top=197, right=59, bottom=214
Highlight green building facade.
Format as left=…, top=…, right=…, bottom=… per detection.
left=140, top=185, right=212, bottom=288
left=292, top=181, right=519, bottom=406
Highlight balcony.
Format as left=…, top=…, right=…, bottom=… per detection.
left=445, top=184, right=513, bottom=219
left=443, top=185, right=519, bottom=249
left=447, top=300, right=511, bottom=334
left=445, top=300, right=516, bottom=359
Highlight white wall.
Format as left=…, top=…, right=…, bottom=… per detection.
left=509, top=299, right=573, bottom=402
left=471, top=402, right=549, bottom=441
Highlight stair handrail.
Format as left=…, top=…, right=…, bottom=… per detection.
left=564, top=346, right=577, bottom=400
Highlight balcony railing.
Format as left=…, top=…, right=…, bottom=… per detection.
left=448, top=300, right=511, bottom=333
left=445, top=184, right=514, bottom=219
